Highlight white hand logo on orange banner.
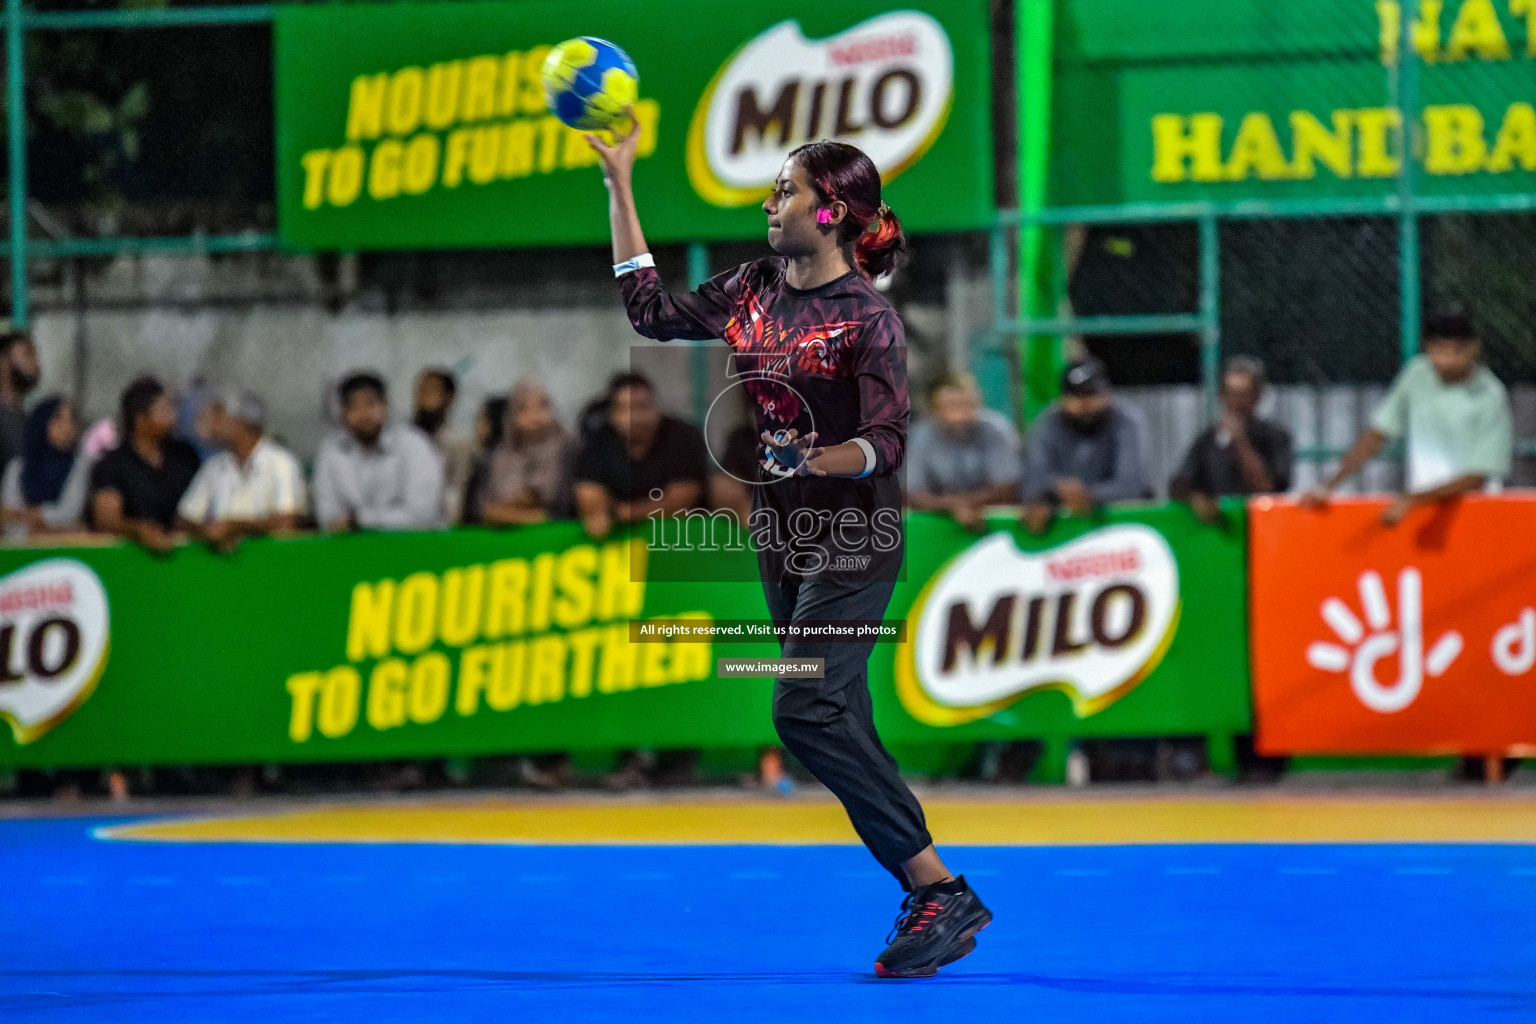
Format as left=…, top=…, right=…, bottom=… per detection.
left=1304, top=568, right=1463, bottom=713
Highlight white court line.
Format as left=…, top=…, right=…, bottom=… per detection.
left=1279, top=867, right=1339, bottom=875
left=1165, top=867, right=1222, bottom=875
left=1393, top=867, right=1454, bottom=875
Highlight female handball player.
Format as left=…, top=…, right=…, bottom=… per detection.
left=588, top=117, right=991, bottom=978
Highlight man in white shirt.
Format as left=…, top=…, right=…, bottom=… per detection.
left=1302, top=310, right=1512, bottom=526
left=313, top=372, right=445, bottom=532
left=178, top=388, right=307, bottom=552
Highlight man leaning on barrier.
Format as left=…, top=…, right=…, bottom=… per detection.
left=176, top=388, right=307, bottom=554
left=89, top=376, right=202, bottom=555
left=573, top=372, right=708, bottom=540
left=905, top=371, right=1020, bottom=531
left=1169, top=356, right=1294, bottom=525
left=1301, top=310, right=1512, bottom=526
left=314, top=372, right=446, bottom=533
left=1019, top=357, right=1152, bottom=535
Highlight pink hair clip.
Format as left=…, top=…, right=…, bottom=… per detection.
left=816, top=209, right=833, bottom=224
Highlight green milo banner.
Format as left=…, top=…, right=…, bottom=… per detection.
left=0, top=510, right=1249, bottom=770
left=275, top=0, right=993, bottom=249
left=1052, top=0, right=1536, bottom=205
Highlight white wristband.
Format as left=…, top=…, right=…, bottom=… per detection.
left=613, top=252, right=656, bottom=278
left=851, top=437, right=877, bottom=479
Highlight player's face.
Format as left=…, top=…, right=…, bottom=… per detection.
left=763, top=159, right=827, bottom=258
left=343, top=390, right=388, bottom=445
left=1425, top=336, right=1478, bottom=383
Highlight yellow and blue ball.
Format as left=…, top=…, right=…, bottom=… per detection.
left=541, top=37, right=638, bottom=132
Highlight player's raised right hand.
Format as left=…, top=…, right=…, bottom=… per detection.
left=587, top=106, right=641, bottom=190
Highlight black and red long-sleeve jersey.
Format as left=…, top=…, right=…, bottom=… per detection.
left=619, top=257, right=908, bottom=583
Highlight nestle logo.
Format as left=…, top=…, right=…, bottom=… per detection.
left=1045, top=548, right=1141, bottom=583
left=829, top=34, right=916, bottom=66
left=0, top=581, right=75, bottom=616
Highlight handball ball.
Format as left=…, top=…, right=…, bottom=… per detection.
left=542, top=37, right=638, bottom=132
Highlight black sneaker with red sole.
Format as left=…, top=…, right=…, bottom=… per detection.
left=873, top=875, right=992, bottom=978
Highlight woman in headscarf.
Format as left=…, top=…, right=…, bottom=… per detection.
left=477, top=382, right=572, bottom=526
left=1, top=396, right=93, bottom=537
left=459, top=395, right=509, bottom=526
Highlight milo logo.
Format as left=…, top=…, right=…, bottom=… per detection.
left=897, top=527, right=1181, bottom=726
left=0, top=559, right=110, bottom=744
left=687, top=11, right=954, bottom=206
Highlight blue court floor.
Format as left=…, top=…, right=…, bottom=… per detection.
left=3, top=813, right=1535, bottom=1023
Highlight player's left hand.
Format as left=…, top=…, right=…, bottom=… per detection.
left=761, top=429, right=824, bottom=477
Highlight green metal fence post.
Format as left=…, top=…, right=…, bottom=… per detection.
left=987, top=218, right=1019, bottom=421
left=1017, top=0, right=1061, bottom=424
left=1399, top=210, right=1420, bottom=364
left=687, top=242, right=710, bottom=428
left=6, top=0, right=26, bottom=327
left=989, top=218, right=1007, bottom=345
left=1397, top=0, right=1421, bottom=366
left=1198, top=212, right=1220, bottom=422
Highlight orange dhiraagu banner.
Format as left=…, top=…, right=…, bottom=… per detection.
left=1250, top=494, right=1536, bottom=757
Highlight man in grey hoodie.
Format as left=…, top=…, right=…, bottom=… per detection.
left=1020, top=357, right=1151, bottom=534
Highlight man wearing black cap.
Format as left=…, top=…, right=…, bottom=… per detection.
left=1019, top=357, right=1151, bottom=534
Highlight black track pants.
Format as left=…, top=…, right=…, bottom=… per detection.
left=762, top=576, right=933, bottom=889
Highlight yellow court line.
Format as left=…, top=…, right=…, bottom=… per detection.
left=99, top=796, right=1536, bottom=846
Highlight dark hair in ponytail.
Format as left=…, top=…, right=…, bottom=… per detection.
left=787, top=139, right=908, bottom=280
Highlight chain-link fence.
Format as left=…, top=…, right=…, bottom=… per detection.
left=1063, top=211, right=1536, bottom=390
left=989, top=204, right=1536, bottom=495
left=985, top=0, right=1536, bottom=490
